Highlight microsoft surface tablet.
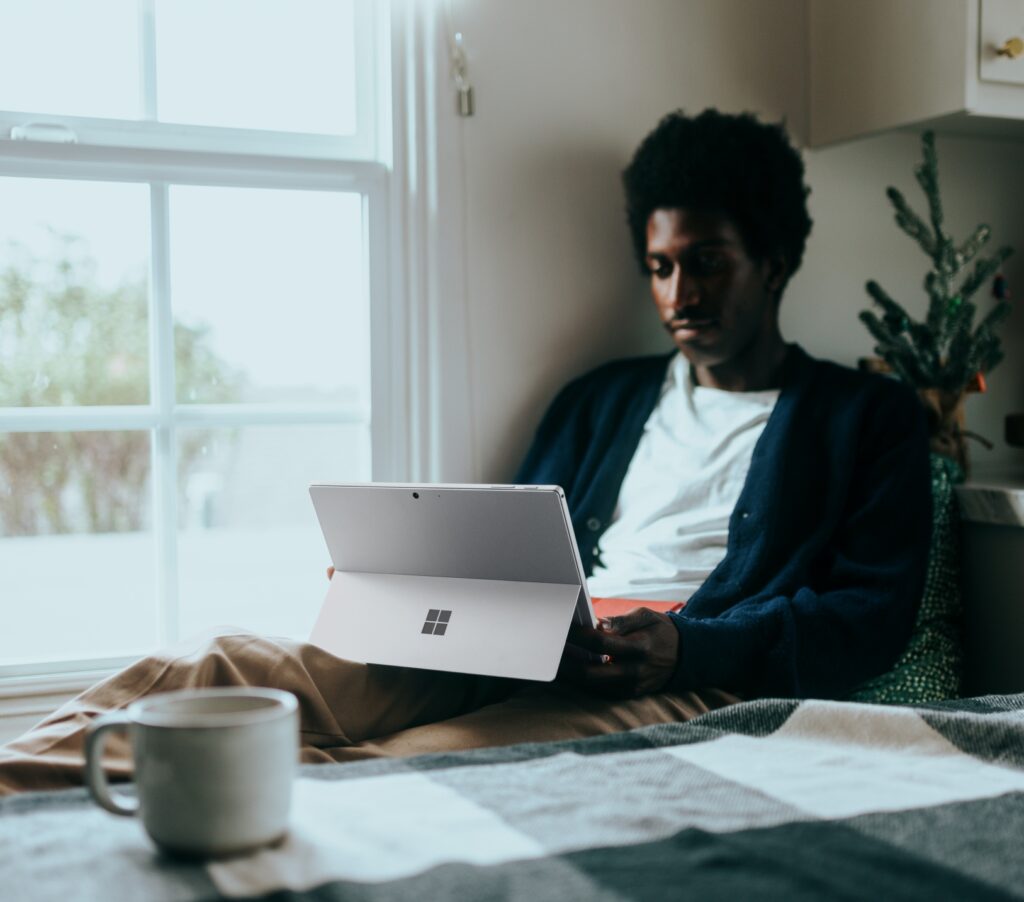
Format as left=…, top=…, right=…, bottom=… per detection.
left=308, top=483, right=595, bottom=681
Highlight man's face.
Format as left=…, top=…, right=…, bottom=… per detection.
left=644, top=208, right=782, bottom=375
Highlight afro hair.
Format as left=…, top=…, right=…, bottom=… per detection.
left=622, top=109, right=813, bottom=292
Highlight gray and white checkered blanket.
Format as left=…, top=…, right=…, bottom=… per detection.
left=4, top=694, right=1024, bottom=901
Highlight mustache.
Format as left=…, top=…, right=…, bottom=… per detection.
left=664, top=314, right=718, bottom=327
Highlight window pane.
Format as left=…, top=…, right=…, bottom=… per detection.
left=170, top=186, right=368, bottom=406
left=0, top=1, right=140, bottom=120
left=0, top=178, right=150, bottom=407
left=176, top=424, right=370, bottom=640
left=155, top=0, right=357, bottom=135
left=0, top=430, right=157, bottom=665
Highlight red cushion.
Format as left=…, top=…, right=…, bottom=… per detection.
left=592, top=597, right=687, bottom=618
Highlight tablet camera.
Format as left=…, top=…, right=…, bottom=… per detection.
left=412, top=492, right=419, bottom=499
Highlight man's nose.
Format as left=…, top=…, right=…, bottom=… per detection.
left=669, top=268, right=698, bottom=310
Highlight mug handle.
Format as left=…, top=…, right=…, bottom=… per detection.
left=84, top=712, right=139, bottom=816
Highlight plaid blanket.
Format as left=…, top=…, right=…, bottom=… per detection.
left=4, top=695, right=1024, bottom=901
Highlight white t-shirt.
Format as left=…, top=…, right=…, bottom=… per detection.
left=586, top=353, right=779, bottom=602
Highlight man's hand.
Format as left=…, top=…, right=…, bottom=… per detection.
left=326, top=566, right=335, bottom=580
left=558, top=607, right=680, bottom=698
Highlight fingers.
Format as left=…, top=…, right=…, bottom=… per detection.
left=326, top=566, right=335, bottom=580
left=557, top=655, right=638, bottom=693
left=567, top=623, right=643, bottom=659
left=561, top=608, right=679, bottom=698
left=567, top=608, right=666, bottom=654
left=602, top=607, right=661, bottom=636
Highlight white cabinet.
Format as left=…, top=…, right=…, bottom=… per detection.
left=810, top=0, right=1024, bottom=146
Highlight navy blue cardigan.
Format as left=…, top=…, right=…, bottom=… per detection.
left=515, top=345, right=932, bottom=699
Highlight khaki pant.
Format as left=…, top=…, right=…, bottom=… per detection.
left=0, top=632, right=739, bottom=796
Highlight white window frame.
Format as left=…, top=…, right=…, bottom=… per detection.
left=0, top=0, right=380, bottom=162
left=0, top=0, right=410, bottom=688
left=389, top=0, right=476, bottom=486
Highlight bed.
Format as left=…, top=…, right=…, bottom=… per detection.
left=3, top=693, right=1024, bottom=901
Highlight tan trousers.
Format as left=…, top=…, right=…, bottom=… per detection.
left=0, top=632, right=739, bottom=796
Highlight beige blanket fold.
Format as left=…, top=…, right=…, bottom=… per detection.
left=0, top=631, right=737, bottom=796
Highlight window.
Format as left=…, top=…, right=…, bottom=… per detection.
left=0, top=0, right=394, bottom=678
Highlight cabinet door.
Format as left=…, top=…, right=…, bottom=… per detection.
left=979, top=0, right=1024, bottom=86
left=809, top=0, right=970, bottom=146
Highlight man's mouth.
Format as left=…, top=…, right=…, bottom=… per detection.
left=666, top=318, right=718, bottom=338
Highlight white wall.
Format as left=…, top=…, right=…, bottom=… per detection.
left=790, top=132, right=1024, bottom=477
left=448, top=0, right=1024, bottom=481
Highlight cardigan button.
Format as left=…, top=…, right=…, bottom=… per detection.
left=585, top=517, right=602, bottom=531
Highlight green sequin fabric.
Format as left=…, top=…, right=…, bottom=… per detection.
left=848, top=454, right=964, bottom=704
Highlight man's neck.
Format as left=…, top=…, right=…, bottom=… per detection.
left=692, top=335, right=790, bottom=393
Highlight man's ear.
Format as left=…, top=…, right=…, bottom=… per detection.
left=762, top=255, right=788, bottom=294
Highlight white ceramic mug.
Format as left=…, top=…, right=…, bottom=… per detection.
left=84, top=687, right=299, bottom=858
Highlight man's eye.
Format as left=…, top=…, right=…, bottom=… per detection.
left=693, top=253, right=728, bottom=275
left=649, top=262, right=672, bottom=279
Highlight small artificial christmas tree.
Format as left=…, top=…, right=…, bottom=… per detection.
left=860, top=130, right=1014, bottom=473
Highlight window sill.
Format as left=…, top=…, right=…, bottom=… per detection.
left=0, top=668, right=115, bottom=746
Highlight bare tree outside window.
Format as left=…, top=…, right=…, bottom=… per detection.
left=0, top=235, right=243, bottom=537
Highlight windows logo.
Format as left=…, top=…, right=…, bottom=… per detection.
left=421, top=609, right=452, bottom=635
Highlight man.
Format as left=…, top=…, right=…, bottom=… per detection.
left=0, top=109, right=930, bottom=795
left=526, top=109, right=930, bottom=701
